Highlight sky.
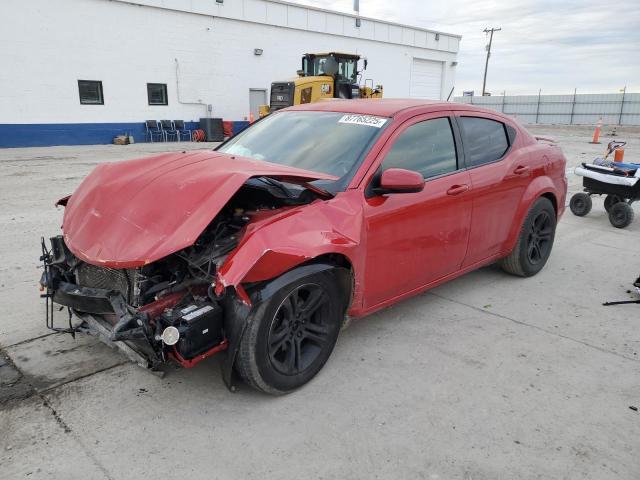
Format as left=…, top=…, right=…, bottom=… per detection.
left=289, top=0, right=640, bottom=96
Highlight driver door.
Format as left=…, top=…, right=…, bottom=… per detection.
left=362, top=113, right=473, bottom=309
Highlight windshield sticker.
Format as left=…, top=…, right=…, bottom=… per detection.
left=338, top=114, right=388, bottom=128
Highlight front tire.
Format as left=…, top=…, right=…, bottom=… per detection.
left=236, top=268, right=346, bottom=395
left=500, top=197, right=557, bottom=277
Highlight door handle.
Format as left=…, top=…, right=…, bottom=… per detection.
left=514, top=165, right=530, bottom=175
left=446, top=184, right=469, bottom=196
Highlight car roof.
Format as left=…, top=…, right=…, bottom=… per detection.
left=285, top=98, right=497, bottom=119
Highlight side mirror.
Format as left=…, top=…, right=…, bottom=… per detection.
left=376, top=168, right=424, bottom=194
left=363, top=58, right=368, bottom=70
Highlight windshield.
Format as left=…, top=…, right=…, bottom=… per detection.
left=217, top=111, right=388, bottom=191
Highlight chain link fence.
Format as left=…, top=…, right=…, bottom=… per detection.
left=454, top=92, right=640, bottom=125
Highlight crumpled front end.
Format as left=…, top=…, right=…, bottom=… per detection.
left=39, top=155, right=342, bottom=386
left=40, top=234, right=229, bottom=372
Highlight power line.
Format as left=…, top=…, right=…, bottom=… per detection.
left=482, top=27, right=501, bottom=96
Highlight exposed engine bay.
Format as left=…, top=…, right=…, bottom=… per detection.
left=40, top=179, right=323, bottom=374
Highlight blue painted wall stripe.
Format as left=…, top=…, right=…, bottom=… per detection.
left=0, top=121, right=249, bottom=148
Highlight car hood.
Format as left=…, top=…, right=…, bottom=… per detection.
left=62, top=150, right=337, bottom=268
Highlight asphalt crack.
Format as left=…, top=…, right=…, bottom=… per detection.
left=3, top=331, right=57, bottom=349
left=38, top=362, right=127, bottom=394
left=2, top=346, right=117, bottom=480
left=428, top=291, right=639, bottom=363
left=41, top=396, right=71, bottom=433
left=0, top=352, right=33, bottom=404
left=38, top=391, right=115, bottom=480
left=1, top=343, right=127, bottom=401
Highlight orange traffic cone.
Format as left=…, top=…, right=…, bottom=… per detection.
left=614, top=147, right=625, bottom=163
left=590, top=118, right=602, bottom=144
left=249, top=112, right=255, bottom=124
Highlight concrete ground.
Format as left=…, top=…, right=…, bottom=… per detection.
left=1, top=127, right=639, bottom=480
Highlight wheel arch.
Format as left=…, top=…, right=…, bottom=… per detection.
left=294, top=253, right=354, bottom=309
left=502, top=177, right=559, bottom=255
left=541, top=191, right=558, bottom=216
left=248, top=258, right=352, bottom=300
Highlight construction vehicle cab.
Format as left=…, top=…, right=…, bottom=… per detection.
left=265, top=52, right=383, bottom=115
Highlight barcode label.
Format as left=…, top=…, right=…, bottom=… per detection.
left=338, top=114, right=387, bottom=128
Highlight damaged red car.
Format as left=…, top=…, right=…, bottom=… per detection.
left=40, top=100, right=567, bottom=394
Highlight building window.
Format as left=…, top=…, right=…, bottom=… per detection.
left=147, top=83, right=168, bottom=106
left=78, top=80, right=104, bottom=105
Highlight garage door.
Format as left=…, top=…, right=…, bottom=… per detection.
left=410, top=58, right=443, bottom=100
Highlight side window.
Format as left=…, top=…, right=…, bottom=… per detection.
left=383, top=117, right=457, bottom=179
left=459, top=116, right=509, bottom=167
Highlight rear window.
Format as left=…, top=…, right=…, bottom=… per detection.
left=459, top=117, right=509, bottom=167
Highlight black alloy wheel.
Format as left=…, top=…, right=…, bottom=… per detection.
left=267, top=284, right=331, bottom=376
left=499, top=197, right=556, bottom=277
left=526, top=210, right=554, bottom=265
left=235, top=267, right=347, bottom=394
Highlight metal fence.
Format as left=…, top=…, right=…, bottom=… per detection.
left=454, top=92, right=640, bottom=125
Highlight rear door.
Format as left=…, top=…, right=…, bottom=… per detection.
left=362, top=113, right=472, bottom=308
left=455, top=113, right=530, bottom=267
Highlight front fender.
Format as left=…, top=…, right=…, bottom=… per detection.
left=218, top=196, right=364, bottom=390
left=219, top=233, right=357, bottom=285
left=217, top=195, right=363, bottom=289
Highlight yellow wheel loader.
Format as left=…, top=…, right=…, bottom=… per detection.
left=260, top=52, right=383, bottom=117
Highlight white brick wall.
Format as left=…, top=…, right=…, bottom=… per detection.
left=0, top=0, right=460, bottom=124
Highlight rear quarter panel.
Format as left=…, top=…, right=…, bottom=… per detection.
left=502, top=140, right=567, bottom=254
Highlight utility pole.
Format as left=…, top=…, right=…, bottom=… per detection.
left=482, top=27, right=501, bottom=96
left=618, top=85, right=627, bottom=125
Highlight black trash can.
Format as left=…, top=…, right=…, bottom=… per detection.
left=199, top=118, right=224, bottom=142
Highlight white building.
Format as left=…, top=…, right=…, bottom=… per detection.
left=0, top=0, right=460, bottom=147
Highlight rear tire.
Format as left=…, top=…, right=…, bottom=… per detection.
left=608, top=202, right=634, bottom=228
left=500, top=197, right=557, bottom=277
left=604, top=195, right=622, bottom=213
left=569, top=193, right=592, bottom=216
left=236, top=268, right=346, bottom=395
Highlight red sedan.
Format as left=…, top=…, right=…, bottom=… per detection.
left=40, top=100, right=567, bottom=394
